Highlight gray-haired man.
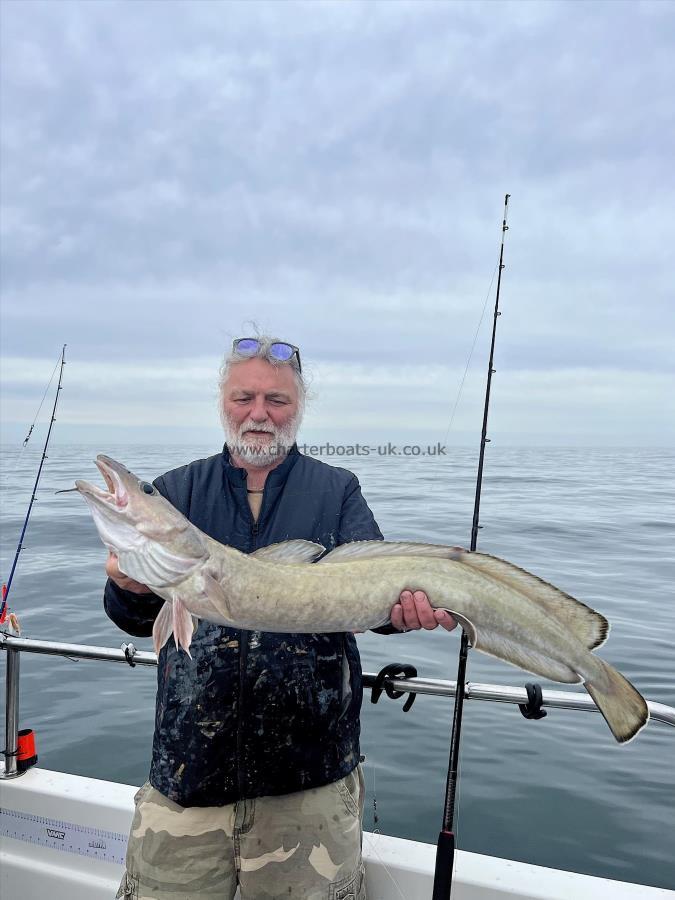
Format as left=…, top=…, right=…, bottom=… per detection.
left=106, top=336, right=455, bottom=900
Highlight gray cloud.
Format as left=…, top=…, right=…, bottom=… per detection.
left=1, top=0, right=673, bottom=443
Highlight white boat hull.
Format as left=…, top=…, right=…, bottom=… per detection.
left=1, top=768, right=671, bottom=900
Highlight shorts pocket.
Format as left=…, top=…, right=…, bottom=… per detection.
left=133, top=781, right=152, bottom=806
left=115, top=870, right=138, bottom=899
left=329, top=862, right=366, bottom=900
left=335, top=769, right=360, bottom=818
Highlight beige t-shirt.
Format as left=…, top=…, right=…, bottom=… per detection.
left=247, top=490, right=263, bottom=523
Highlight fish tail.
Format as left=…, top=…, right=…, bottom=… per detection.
left=584, top=658, right=649, bottom=743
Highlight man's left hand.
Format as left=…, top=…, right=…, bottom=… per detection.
left=391, top=590, right=457, bottom=632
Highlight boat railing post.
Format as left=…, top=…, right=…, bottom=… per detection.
left=1, top=641, right=21, bottom=779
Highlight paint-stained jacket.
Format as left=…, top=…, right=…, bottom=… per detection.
left=104, top=445, right=383, bottom=807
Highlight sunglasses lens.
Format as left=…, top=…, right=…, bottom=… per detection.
left=269, top=342, right=294, bottom=362
left=234, top=338, right=299, bottom=370
left=236, top=339, right=261, bottom=356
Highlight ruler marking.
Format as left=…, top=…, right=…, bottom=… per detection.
left=0, top=806, right=128, bottom=865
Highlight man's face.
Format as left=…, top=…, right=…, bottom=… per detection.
left=221, top=357, right=301, bottom=467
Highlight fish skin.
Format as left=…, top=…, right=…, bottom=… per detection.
left=74, top=454, right=649, bottom=744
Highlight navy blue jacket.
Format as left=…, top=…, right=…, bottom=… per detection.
left=104, top=445, right=383, bottom=807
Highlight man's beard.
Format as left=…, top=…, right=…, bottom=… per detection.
left=223, top=414, right=300, bottom=468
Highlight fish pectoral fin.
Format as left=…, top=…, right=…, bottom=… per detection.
left=152, top=598, right=197, bottom=658
left=152, top=601, right=174, bottom=655
left=251, top=540, right=326, bottom=564
left=202, top=571, right=227, bottom=601
left=172, top=597, right=195, bottom=658
left=319, top=541, right=465, bottom=563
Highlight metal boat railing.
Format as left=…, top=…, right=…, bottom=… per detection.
left=2, top=633, right=674, bottom=779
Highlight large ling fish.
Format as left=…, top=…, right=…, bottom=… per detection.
left=71, top=455, right=649, bottom=744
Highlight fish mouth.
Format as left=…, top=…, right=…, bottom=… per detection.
left=75, top=455, right=131, bottom=509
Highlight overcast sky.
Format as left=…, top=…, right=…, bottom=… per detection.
left=1, top=0, right=673, bottom=448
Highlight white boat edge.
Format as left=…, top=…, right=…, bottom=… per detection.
left=1, top=767, right=672, bottom=900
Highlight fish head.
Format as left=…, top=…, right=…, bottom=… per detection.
left=74, top=454, right=207, bottom=588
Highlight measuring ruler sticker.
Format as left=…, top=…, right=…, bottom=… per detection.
left=0, top=806, right=128, bottom=865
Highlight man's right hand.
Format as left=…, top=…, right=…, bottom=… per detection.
left=105, top=552, right=152, bottom=595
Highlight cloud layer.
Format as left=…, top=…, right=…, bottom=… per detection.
left=1, top=1, right=673, bottom=445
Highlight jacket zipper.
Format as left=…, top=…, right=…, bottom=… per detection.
left=236, top=515, right=261, bottom=797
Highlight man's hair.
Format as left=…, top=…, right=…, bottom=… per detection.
left=218, top=334, right=307, bottom=424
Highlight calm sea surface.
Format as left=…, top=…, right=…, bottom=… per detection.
left=1, top=445, right=673, bottom=890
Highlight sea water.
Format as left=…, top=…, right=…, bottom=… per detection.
left=1, top=445, right=673, bottom=889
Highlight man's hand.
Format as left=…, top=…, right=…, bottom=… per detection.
left=391, top=590, right=457, bottom=632
left=105, top=552, right=152, bottom=595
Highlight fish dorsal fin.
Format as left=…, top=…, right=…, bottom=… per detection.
left=251, top=540, right=326, bottom=564
left=456, top=550, right=609, bottom=651
left=319, top=541, right=465, bottom=563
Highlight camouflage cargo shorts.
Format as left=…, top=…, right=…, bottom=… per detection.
left=116, top=767, right=366, bottom=900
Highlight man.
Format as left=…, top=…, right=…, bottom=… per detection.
left=106, top=336, right=456, bottom=900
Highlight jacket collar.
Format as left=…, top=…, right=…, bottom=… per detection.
left=221, top=443, right=300, bottom=491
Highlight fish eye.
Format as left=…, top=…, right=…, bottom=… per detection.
left=140, top=482, right=156, bottom=495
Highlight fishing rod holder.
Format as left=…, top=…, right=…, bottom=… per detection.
left=1, top=633, right=674, bottom=778
left=122, top=642, right=137, bottom=667
left=370, top=662, right=418, bottom=712
left=1, top=640, right=20, bottom=779
left=518, top=682, right=547, bottom=720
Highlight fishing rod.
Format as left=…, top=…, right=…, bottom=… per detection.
left=0, top=345, right=67, bottom=626
left=432, top=195, right=510, bottom=900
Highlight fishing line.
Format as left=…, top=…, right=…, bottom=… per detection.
left=2, top=352, right=62, bottom=478
left=21, top=355, right=62, bottom=446
left=443, top=261, right=499, bottom=446
left=360, top=753, right=379, bottom=833
left=1, top=345, right=67, bottom=625
left=361, top=832, right=408, bottom=900
left=370, top=755, right=379, bottom=833
left=358, top=755, right=408, bottom=899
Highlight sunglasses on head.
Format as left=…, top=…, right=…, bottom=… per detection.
left=233, top=338, right=302, bottom=372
